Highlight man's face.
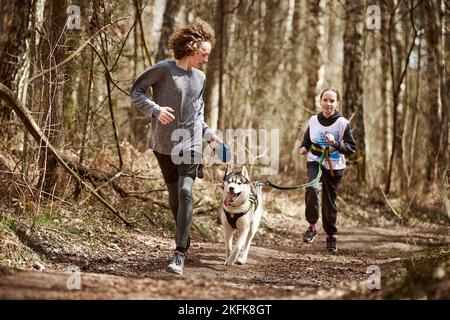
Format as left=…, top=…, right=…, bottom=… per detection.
left=191, top=41, right=212, bottom=68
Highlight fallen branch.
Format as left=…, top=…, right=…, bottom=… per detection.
left=77, top=171, right=124, bottom=206
left=143, top=212, right=156, bottom=226
left=0, top=83, right=131, bottom=227
left=62, top=158, right=167, bottom=207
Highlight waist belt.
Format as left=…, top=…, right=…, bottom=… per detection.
left=310, top=144, right=335, bottom=177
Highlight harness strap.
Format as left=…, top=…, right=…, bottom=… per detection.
left=224, top=211, right=246, bottom=229
left=310, top=144, right=324, bottom=155
left=311, top=144, right=334, bottom=176
left=324, top=149, right=335, bottom=177
left=224, top=194, right=258, bottom=229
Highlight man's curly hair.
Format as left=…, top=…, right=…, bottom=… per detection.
left=168, top=19, right=215, bottom=60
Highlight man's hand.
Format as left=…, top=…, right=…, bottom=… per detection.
left=209, top=135, right=221, bottom=149
left=158, top=107, right=175, bottom=125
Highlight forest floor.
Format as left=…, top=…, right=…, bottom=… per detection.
left=0, top=224, right=449, bottom=300
left=1, top=191, right=449, bottom=300
left=0, top=146, right=449, bottom=300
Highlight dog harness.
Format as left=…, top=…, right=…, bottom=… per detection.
left=224, top=194, right=258, bottom=229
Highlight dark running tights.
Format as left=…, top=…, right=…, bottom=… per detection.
left=166, top=176, right=194, bottom=251
left=305, top=161, right=343, bottom=236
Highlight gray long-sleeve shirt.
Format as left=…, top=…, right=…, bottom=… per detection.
left=130, top=60, right=214, bottom=155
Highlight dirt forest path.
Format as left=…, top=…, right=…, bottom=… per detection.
left=1, top=225, right=448, bottom=300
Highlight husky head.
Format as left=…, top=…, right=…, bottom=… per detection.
left=222, top=164, right=252, bottom=208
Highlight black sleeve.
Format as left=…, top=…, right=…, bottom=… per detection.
left=333, top=124, right=357, bottom=156
left=301, top=127, right=311, bottom=150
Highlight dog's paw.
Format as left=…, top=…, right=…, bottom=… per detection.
left=225, top=258, right=235, bottom=266
left=236, top=258, right=247, bottom=265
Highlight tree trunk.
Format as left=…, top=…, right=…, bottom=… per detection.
left=251, top=0, right=283, bottom=125
left=63, top=0, right=92, bottom=147
left=380, top=3, right=391, bottom=181
left=203, top=0, right=224, bottom=131
left=0, top=0, right=32, bottom=138
left=38, top=0, right=67, bottom=194
left=303, top=0, right=322, bottom=112
left=130, top=0, right=152, bottom=150
left=442, top=0, right=450, bottom=171
left=342, top=0, right=366, bottom=182
left=424, top=0, right=441, bottom=182
left=157, top=0, right=180, bottom=62
left=385, top=2, right=417, bottom=193
left=288, top=0, right=304, bottom=138
left=21, top=0, right=44, bottom=179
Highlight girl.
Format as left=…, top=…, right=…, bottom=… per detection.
left=299, top=88, right=357, bottom=252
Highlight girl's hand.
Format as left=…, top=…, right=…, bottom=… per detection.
left=158, top=107, right=175, bottom=125
left=299, top=146, right=308, bottom=155
left=325, top=133, right=335, bottom=144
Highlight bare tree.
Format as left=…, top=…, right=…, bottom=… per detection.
left=157, top=0, right=181, bottom=61
left=203, top=0, right=224, bottom=131
left=303, top=0, right=322, bottom=112
left=37, top=0, right=67, bottom=193
left=0, top=1, right=32, bottom=139
left=251, top=0, right=284, bottom=125
left=424, top=0, right=442, bottom=182
left=380, top=2, right=391, bottom=180
left=443, top=0, right=450, bottom=172
left=384, top=1, right=418, bottom=193
left=342, top=0, right=366, bottom=182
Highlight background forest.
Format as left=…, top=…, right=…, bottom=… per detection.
left=0, top=0, right=449, bottom=300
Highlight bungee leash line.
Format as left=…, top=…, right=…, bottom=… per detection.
left=264, top=153, right=326, bottom=190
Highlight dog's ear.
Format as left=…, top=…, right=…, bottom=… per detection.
left=241, top=165, right=249, bottom=181
left=225, top=163, right=235, bottom=176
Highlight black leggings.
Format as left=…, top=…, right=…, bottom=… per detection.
left=166, top=177, right=194, bottom=249
left=305, top=161, right=343, bottom=236
left=154, top=151, right=200, bottom=250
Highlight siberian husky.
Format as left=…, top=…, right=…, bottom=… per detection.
left=219, top=164, right=264, bottom=266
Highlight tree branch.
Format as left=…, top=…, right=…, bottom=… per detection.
left=26, top=18, right=129, bottom=85
left=0, top=83, right=131, bottom=227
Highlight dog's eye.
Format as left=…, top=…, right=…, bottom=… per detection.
left=237, top=182, right=242, bottom=185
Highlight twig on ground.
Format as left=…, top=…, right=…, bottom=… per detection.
left=379, top=185, right=402, bottom=219
left=41, top=226, right=73, bottom=237
left=143, top=213, right=156, bottom=226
